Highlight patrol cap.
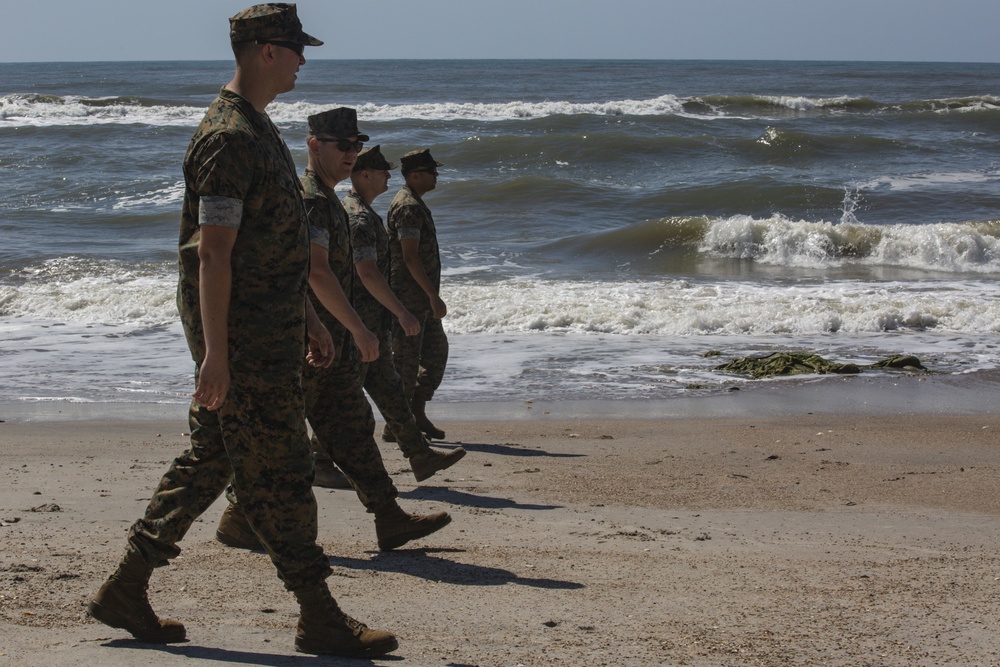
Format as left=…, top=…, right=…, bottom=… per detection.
left=353, top=146, right=397, bottom=172
left=307, top=107, right=370, bottom=141
left=230, top=3, right=323, bottom=46
left=400, top=149, right=443, bottom=175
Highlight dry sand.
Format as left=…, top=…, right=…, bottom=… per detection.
left=2, top=375, right=1000, bottom=666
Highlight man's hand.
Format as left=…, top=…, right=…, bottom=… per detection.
left=397, top=309, right=421, bottom=336
left=307, top=321, right=336, bottom=368
left=305, top=300, right=336, bottom=368
left=429, top=294, right=447, bottom=320
left=193, top=352, right=229, bottom=411
left=353, top=327, right=380, bottom=363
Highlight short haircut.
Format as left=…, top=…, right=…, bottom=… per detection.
left=231, top=40, right=260, bottom=64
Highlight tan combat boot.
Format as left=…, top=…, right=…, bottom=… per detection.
left=374, top=499, right=452, bottom=551
left=215, top=504, right=263, bottom=550
left=411, top=396, right=445, bottom=440
left=293, top=584, right=398, bottom=657
left=87, top=549, right=186, bottom=643
left=409, top=445, right=466, bottom=482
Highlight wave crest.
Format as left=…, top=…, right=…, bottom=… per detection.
left=698, top=216, right=1000, bottom=272
left=7, top=91, right=998, bottom=128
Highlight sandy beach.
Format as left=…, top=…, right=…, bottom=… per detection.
left=2, top=373, right=999, bottom=666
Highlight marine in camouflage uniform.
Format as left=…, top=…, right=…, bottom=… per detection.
left=215, top=108, right=457, bottom=553
left=387, top=149, right=450, bottom=439
left=298, top=111, right=395, bottom=509
left=87, top=5, right=397, bottom=658
left=345, top=146, right=466, bottom=466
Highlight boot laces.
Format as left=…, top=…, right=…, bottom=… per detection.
left=331, top=602, right=368, bottom=636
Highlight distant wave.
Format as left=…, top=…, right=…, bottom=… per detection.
left=5, top=92, right=998, bottom=127
left=698, top=216, right=1000, bottom=272
left=0, top=93, right=205, bottom=127
left=692, top=94, right=1000, bottom=115
left=565, top=216, right=1000, bottom=275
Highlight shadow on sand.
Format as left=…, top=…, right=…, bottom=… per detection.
left=328, top=548, right=584, bottom=591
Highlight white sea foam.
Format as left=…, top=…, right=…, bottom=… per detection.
left=270, top=95, right=690, bottom=123
left=1, top=93, right=698, bottom=128
left=443, top=278, right=1000, bottom=337
left=0, top=257, right=177, bottom=324
left=0, top=94, right=205, bottom=127
left=4, top=263, right=999, bottom=404
left=112, top=183, right=185, bottom=210
left=930, top=96, right=1000, bottom=113
left=5, top=255, right=1000, bottom=336
left=857, top=171, right=1000, bottom=192
left=699, top=215, right=1000, bottom=273
left=757, top=95, right=855, bottom=111
left=7, top=91, right=993, bottom=129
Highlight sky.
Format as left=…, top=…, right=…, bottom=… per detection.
left=2, top=0, right=1000, bottom=63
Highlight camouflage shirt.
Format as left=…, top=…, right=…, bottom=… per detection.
left=177, top=88, right=309, bottom=371
left=343, top=190, right=390, bottom=332
left=301, top=169, right=352, bottom=346
left=387, top=185, right=440, bottom=312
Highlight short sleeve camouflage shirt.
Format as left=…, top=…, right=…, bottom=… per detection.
left=387, top=185, right=440, bottom=312
left=301, top=170, right=352, bottom=342
left=344, top=191, right=390, bottom=331
left=177, top=88, right=309, bottom=371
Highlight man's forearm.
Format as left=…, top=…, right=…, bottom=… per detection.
left=357, top=261, right=410, bottom=320
left=199, top=254, right=232, bottom=360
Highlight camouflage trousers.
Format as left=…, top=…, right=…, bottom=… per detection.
left=391, top=309, right=448, bottom=404
left=360, top=324, right=431, bottom=458
left=303, top=337, right=397, bottom=511
left=128, top=364, right=331, bottom=592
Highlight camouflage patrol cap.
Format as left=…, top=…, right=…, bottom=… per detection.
left=230, top=3, right=323, bottom=46
left=307, top=107, right=370, bottom=141
left=400, top=149, right=443, bottom=174
left=353, top=146, right=397, bottom=172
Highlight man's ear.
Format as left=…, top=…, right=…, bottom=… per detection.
left=259, top=42, right=276, bottom=64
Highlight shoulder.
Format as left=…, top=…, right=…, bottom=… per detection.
left=342, top=192, right=363, bottom=214
left=198, top=93, right=259, bottom=139
left=390, top=187, right=419, bottom=207
left=188, top=107, right=259, bottom=165
left=299, top=171, right=328, bottom=201
left=388, top=188, right=422, bottom=220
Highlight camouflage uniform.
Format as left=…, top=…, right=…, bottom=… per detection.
left=387, top=184, right=449, bottom=404
left=129, top=87, right=329, bottom=592
left=344, top=190, right=430, bottom=457
left=300, top=170, right=398, bottom=509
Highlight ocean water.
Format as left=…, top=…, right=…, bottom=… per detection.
left=2, top=59, right=999, bottom=413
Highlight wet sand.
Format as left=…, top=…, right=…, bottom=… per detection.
left=2, top=372, right=999, bottom=666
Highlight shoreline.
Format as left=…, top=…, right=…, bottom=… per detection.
left=3, top=369, right=998, bottom=423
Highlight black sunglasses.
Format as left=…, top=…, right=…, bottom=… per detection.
left=315, top=138, right=364, bottom=153
left=257, top=40, right=305, bottom=57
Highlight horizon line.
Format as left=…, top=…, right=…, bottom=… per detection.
left=2, top=57, right=999, bottom=66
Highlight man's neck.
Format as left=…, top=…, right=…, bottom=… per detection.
left=352, top=185, right=378, bottom=206
left=308, top=161, right=342, bottom=191
left=405, top=182, right=427, bottom=198
left=224, top=70, right=276, bottom=113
